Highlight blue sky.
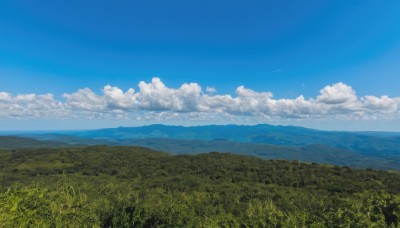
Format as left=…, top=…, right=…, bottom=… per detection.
left=1, top=0, right=400, bottom=131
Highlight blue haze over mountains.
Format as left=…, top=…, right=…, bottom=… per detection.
left=71, top=124, right=400, bottom=156
left=2, top=124, right=399, bottom=170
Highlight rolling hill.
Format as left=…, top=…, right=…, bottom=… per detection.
left=1, top=135, right=399, bottom=170
left=125, top=138, right=400, bottom=170
left=0, top=136, right=68, bottom=149
left=70, top=124, right=400, bottom=157
left=2, top=124, right=399, bottom=170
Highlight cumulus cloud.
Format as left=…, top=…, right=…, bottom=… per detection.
left=136, top=77, right=202, bottom=112
left=0, top=92, right=66, bottom=118
left=317, top=82, right=357, bottom=105
left=0, top=78, right=399, bottom=121
left=63, top=88, right=106, bottom=112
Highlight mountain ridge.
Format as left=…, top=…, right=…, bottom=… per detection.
left=1, top=135, right=399, bottom=170
left=68, top=124, right=400, bottom=156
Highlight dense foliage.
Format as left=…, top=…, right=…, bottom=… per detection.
left=1, top=146, right=400, bottom=227
left=0, top=136, right=67, bottom=149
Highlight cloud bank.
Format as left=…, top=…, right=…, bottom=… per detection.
left=1, top=78, right=399, bottom=122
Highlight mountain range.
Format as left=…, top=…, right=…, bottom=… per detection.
left=1, top=124, right=399, bottom=170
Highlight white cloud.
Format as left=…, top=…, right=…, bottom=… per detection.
left=317, top=82, right=357, bottom=105
left=361, top=96, right=399, bottom=114
left=136, top=77, right=202, bottom=112
left=63, top=88, right=106, bottom=112
left=1, top=78, right=399, bottom=122
left=103, top=85, right=136, bottom=110
left=0, top=92, right=66, bottom=118
left=206, top=86, right=216, bottom=94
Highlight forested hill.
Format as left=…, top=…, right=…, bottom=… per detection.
left=0, top=136, right=67, bottom=149
left=1, top=146, right=399, bottom=227
left=125, top=138, right=400, bottom=170
left=2, top=135, right=400, bottom=170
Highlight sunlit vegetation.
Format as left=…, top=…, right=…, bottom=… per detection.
left=1, top=146, right=399, bottom=227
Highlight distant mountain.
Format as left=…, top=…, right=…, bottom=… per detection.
left=2, top=135, right=398, bottom=170
left=76, top=124, right=319, bottom=142
left=3, top=124, right=400, bottom=170
left=354, top=131, right=400, bottom=137
left=72, top=124, right=400, bottom=156
left=125, top=138, right=400, bottom=170
left=20, top=134, right=119, bottom=146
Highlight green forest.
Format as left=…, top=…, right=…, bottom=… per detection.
left=1, top=146, right=400, bottom=227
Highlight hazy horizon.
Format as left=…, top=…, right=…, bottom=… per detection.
left=1, top=122, right=400, bottom=133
